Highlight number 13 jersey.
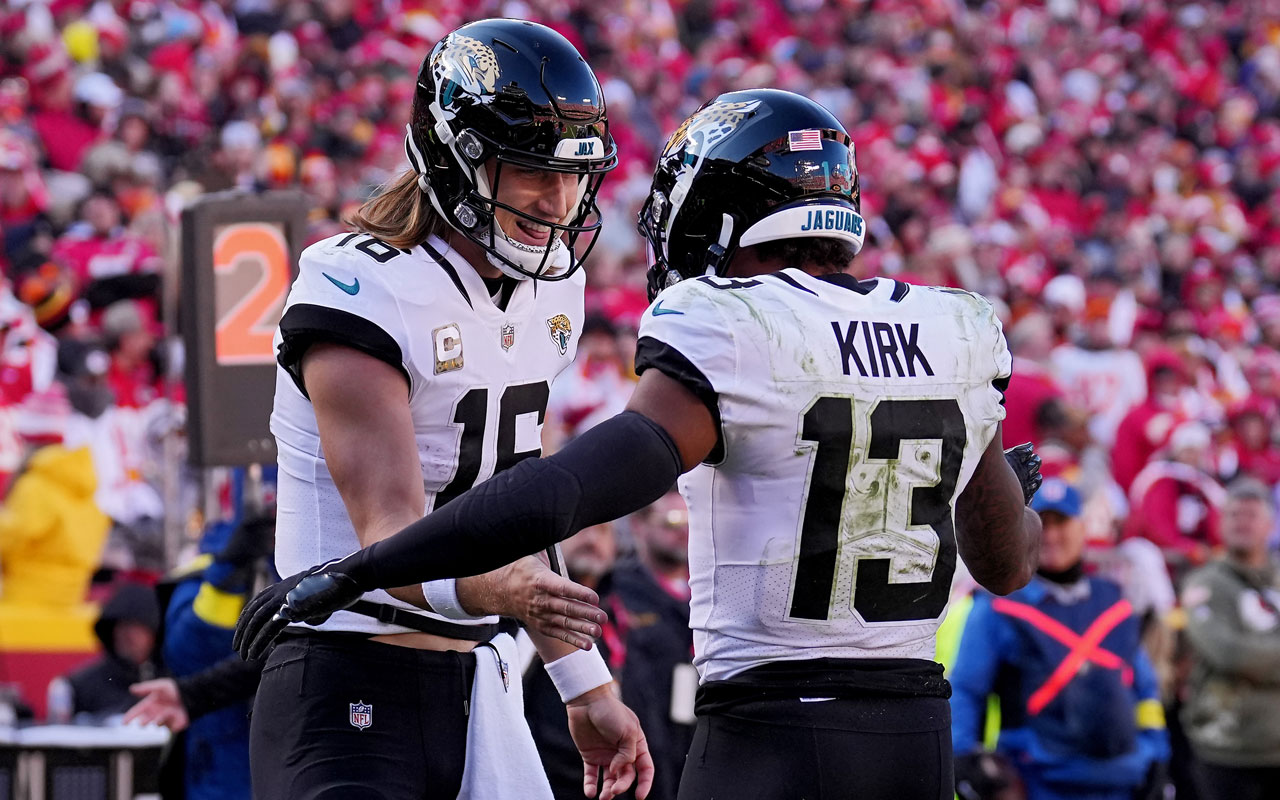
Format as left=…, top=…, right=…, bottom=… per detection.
left=270, top=232, right=583, bottom=635
left=635, top=270, right=1011, bottom=682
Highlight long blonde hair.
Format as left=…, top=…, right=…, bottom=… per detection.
left=344, top=170, right=450, bottom=249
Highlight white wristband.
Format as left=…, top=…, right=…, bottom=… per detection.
left=421, top=579, right=473, bottom=620
left=545, top=647, right=614, bottom=703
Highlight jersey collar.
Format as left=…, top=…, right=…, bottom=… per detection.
left=426, top=235, right=536, bottom=321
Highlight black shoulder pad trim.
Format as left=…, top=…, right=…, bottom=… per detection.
left=817, top=272, right=876, bottom=295
left=634, top=336, right=726, bottom=465
left=277, top=303, right=409, bottom=399
left=421, top=240, right=472, bottom=309
left=766, top=272, right=818, bottom=295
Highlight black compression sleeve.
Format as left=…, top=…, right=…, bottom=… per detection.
left=348, top=411, right=682, bottom=589
left=175, top=655, right=264, bottom=720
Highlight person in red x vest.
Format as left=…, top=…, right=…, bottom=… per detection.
left=951, top=478, right=1170, bottom=800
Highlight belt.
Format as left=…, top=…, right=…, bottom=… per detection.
left=348, top=599, right=499, bottom=641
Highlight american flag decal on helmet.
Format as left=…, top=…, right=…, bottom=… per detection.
left=788, top=129, right=822, bottom=151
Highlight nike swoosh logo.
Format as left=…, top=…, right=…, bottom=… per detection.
left=323, top=273, right=360, bottom=295
left=651, top=300, right=683, bottom=316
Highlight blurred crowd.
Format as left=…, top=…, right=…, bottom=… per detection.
left=0, top=0, right=1278, bottom=798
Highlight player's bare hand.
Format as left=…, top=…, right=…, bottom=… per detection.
left=457, top=556, right=604, bottom=650
left=567, top=684, right=654, bottom=800
left=124, top=679, right=189, bottom=732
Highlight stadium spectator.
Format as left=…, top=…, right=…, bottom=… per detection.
left=1220, top=397, right=1280, bottom=485
left=1181, top=478, right=1280, bottom=800
left=101, top=299, right=161, bottom=409
left=56, top=581, right=163, bottom=718
left=1002, top=311, right=1066, bottom=450
left=27, top=48, right=100, bottom=173
left=951, top=478, right=1170, bottom=800
left=0, top=439, right=109, bottom=607
left=1124, top=421, right=1226, bottom=575
left=1050, top=298, right=1147, bottom=450
left=610, top=490, right=695, bottom=800
left=0, top=128, right=52, bottom=270
left=1112, top=348, right=1195, bottom=494
left=51, top=190, right=162, bottom=328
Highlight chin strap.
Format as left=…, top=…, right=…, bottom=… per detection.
left=405, top=117, right=578, bottom=280
left=703, top=213, right=736, bottom=277
left=485, top=228, right=570, bottom=280
left=404, top=124, right=434, bottom=194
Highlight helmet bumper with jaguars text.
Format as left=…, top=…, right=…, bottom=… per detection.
left=406, top=19, right=618, bottom=281
left=638, top=88, right=864, bottom=301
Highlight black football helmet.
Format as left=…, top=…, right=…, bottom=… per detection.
left=405, top=19, right=617, bottom=280
left=639, top=89, right=864, bottom=300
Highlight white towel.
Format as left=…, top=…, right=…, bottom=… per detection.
left=458, top=633, right=554, bottom=800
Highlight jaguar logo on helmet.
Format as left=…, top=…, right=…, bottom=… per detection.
left=663, top=99, right=762, bottom=161
left=434, top=33, right=500, bottom=99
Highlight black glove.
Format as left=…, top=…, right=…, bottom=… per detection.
left=1004, top=442, right=1043, bottom=506
left=217, top=510, right=276, bottom=568
left=954, top=751, right=1011, bottom=800
left=232, top=560, right=364, bottom=661
left=1133, top=760, right=1168, bottom=800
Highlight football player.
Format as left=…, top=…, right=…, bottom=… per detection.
left=244, top=19, right=651, bottom=800
left=239, top=89, right=1042, bottom=799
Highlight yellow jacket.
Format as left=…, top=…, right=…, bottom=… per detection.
left=0, top=445, right=110, bottom=607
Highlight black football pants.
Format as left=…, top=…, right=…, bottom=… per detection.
left=677, top=694, right=952, bottom=800
left=249, top=633, right=475, bottom=800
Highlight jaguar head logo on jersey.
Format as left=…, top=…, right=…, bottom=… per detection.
left=546, top=314, right=573, bottom=356
left=349, top=701, right=372, bottom=730
left=433, top=33, right=500, bottom=98
left=433, top=323, right=464, bottom=374
left=501, top=322, right=515, bottom=351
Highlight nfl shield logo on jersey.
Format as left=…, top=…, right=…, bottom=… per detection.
left=349, top=701, right=372, bottom=730
left=501, top=323, right=516, bottom=351
left=546, top=314, right=573, bottom=356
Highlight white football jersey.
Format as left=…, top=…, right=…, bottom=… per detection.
left=271, top=232, right=583, bottom=635
left=635, top=270, right=1010, bottom=682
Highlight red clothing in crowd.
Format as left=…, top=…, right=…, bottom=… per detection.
left=52, top=229, right=161, bottom=286
left=1001, top=356, right=1062, bottom=448
left=30, top=109, right=99, bottom=172
left=106, top=360, right=162, bottom=410
left=1111, top=400, right=1184, bottom=493
left=51, top=229, right=162, bottom=328
left=1222, top=441, right=1280, bottom=485
left=1123, top=461, right=1225, bottom=567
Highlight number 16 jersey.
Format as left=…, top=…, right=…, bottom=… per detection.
left=270, top=232, right=583, bottom=636
left=635, top=270, right=1011, bottom=682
